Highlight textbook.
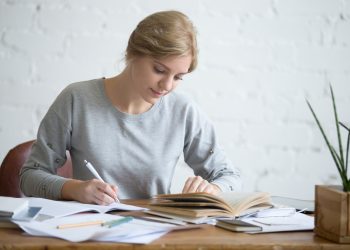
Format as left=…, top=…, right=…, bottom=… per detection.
left=145, top=209, right=212, bottom=224
left=216, top=219, right=262, bottom=232
left=149, top=192, right=272, bottom=218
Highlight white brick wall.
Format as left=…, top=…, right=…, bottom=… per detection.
left=1, top=0, right=349, bottom=200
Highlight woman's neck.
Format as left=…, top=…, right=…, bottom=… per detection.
left=104, top=70, right=153, bottom=115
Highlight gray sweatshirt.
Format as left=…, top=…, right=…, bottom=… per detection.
left=20, top=78, right=241, bottom=199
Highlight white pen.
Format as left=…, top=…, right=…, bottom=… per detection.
left=84, top=160, right=120, bottom=203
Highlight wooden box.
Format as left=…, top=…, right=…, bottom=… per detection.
left=315, top=185, right=350, bottom=243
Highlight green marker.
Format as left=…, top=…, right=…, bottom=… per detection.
left=102, top=216, right=133, bottom=228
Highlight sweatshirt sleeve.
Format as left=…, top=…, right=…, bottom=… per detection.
left=183, top=102, right=242, bottom=192
left=19, top=86, right=73, bottom=200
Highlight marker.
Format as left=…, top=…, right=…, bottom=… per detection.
left=84, top=160, right=120, bottom=203
left=102, top=216, right=133, bottom=228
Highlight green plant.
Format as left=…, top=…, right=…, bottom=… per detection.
left=306, top=85, right=350, bottom=192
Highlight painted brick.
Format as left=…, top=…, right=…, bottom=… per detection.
left=0, top=56, right=31, bottom=83
left=242, top=123, right=313, bottom=148
left=4, top=30, right=66, bottom=58
left=256, top=174, right=319, bottom=200
left=295, top=149, right=339, bottom=177
left=202, top=42, right=272, bottom=69
left=0, top=83, right=57, bottom=106
left=0, top=2, right=35, bottom=30
left=334, top=19, right=350, bottom=45
left=37, top=7, right=105, bottom=33
left=240, top=16, right=326, bottom=44
left=295, top=46, right=350, bottom=72
left=200, top=0, right=272, bottom=15
left=274, top=0, right=344, bottom=16
left=66, top=34, right=126, bottom=63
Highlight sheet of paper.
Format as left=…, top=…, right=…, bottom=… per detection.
left=271, top=196, right=315, bottom=212
left=99, top=230, right=168, bottom=244
left=28, top=198, right=146, bottom=218
left=0, top=196, right=29, bottom=216
left=243, top=212, right=314, bottom=233
left=15, top=213, right=177, bottom=243
left=93, top=218, right=175, bottom=243
left=12, top=207, right=42, bottom=221
left=254, top=207, right=296, bottom=218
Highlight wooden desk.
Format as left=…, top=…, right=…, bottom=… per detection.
left=0, top=199, right=348, bottom=250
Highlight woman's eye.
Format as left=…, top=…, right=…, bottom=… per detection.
left=154, top=66, right=165, bottom=74
left=174, top=75, right=183, bottom=81
left=175, top=75, right=184, bottom=81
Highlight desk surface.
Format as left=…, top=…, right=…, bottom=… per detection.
left=0, top=199, right=348, bottom=250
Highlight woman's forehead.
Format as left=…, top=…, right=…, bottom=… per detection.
left=152, top=55, right=192, bottom=73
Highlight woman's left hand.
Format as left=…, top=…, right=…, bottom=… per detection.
left=182, top=176, right=221, bottom=195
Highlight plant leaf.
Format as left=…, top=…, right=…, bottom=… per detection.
left=330, top=145, right=349, bottom=187
left=339, top=122, right=349, bottom=172
left=340, top=122, right=350, bottom=132
left=306, top=100, right=346, bottom=175
left=330, top=85, right=345, bottom=167
left=339, top=121, right=350, bottom=180
left=346, top=129, right=350, bottom=173
left=330, top=145, right=345, bottom=176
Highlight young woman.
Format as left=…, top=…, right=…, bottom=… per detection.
left=20, top=10, right=241, bottom=205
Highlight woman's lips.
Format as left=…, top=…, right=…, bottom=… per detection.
left=150, top=88, right=165, bottom=97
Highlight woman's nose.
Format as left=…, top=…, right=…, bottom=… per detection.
left=159, top=76, right=173, bottom=91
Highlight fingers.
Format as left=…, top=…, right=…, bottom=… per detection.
left=111, top=185, right=120, bottom=203
left=111, top=185, right=118, bottom=195
left=85, top=180, right=118, bottom=205
left=182, top=176, right=208, bottom=193
left=182, top=176, right=197, bottom=193
left=198, top=181, right=211, bottom=193
left=182, top=176, right=221, bottom=195
left=100, top=182, right=118, bottom=201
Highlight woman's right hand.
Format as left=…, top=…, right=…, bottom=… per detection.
left=61, top=179, right=118, bottom=205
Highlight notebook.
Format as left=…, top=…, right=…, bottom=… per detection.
left=216, top=219, right=262, bottom=232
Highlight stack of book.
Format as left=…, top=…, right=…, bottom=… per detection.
left=147, top=192, right=315, bottom=233
left=147, top=192, right=272, bottom=223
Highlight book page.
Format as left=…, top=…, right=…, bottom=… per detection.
left=217, top=192, right=271, bottom=215
left=149, top=205, right=231, bottom=217
left=153, top=193, right=232, bottom=212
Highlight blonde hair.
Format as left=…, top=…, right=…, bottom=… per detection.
left=126, top=10, right=198, bottom=72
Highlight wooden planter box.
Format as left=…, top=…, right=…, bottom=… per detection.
left=315, top=185, right=350, bottom=243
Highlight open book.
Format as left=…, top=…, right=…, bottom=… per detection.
left=28, top=198, right=145, bottom=218
left=149, top=192, right=272, bottom=218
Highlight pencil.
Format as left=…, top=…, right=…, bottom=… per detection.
left=57, top=220, right=104, bottom=229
